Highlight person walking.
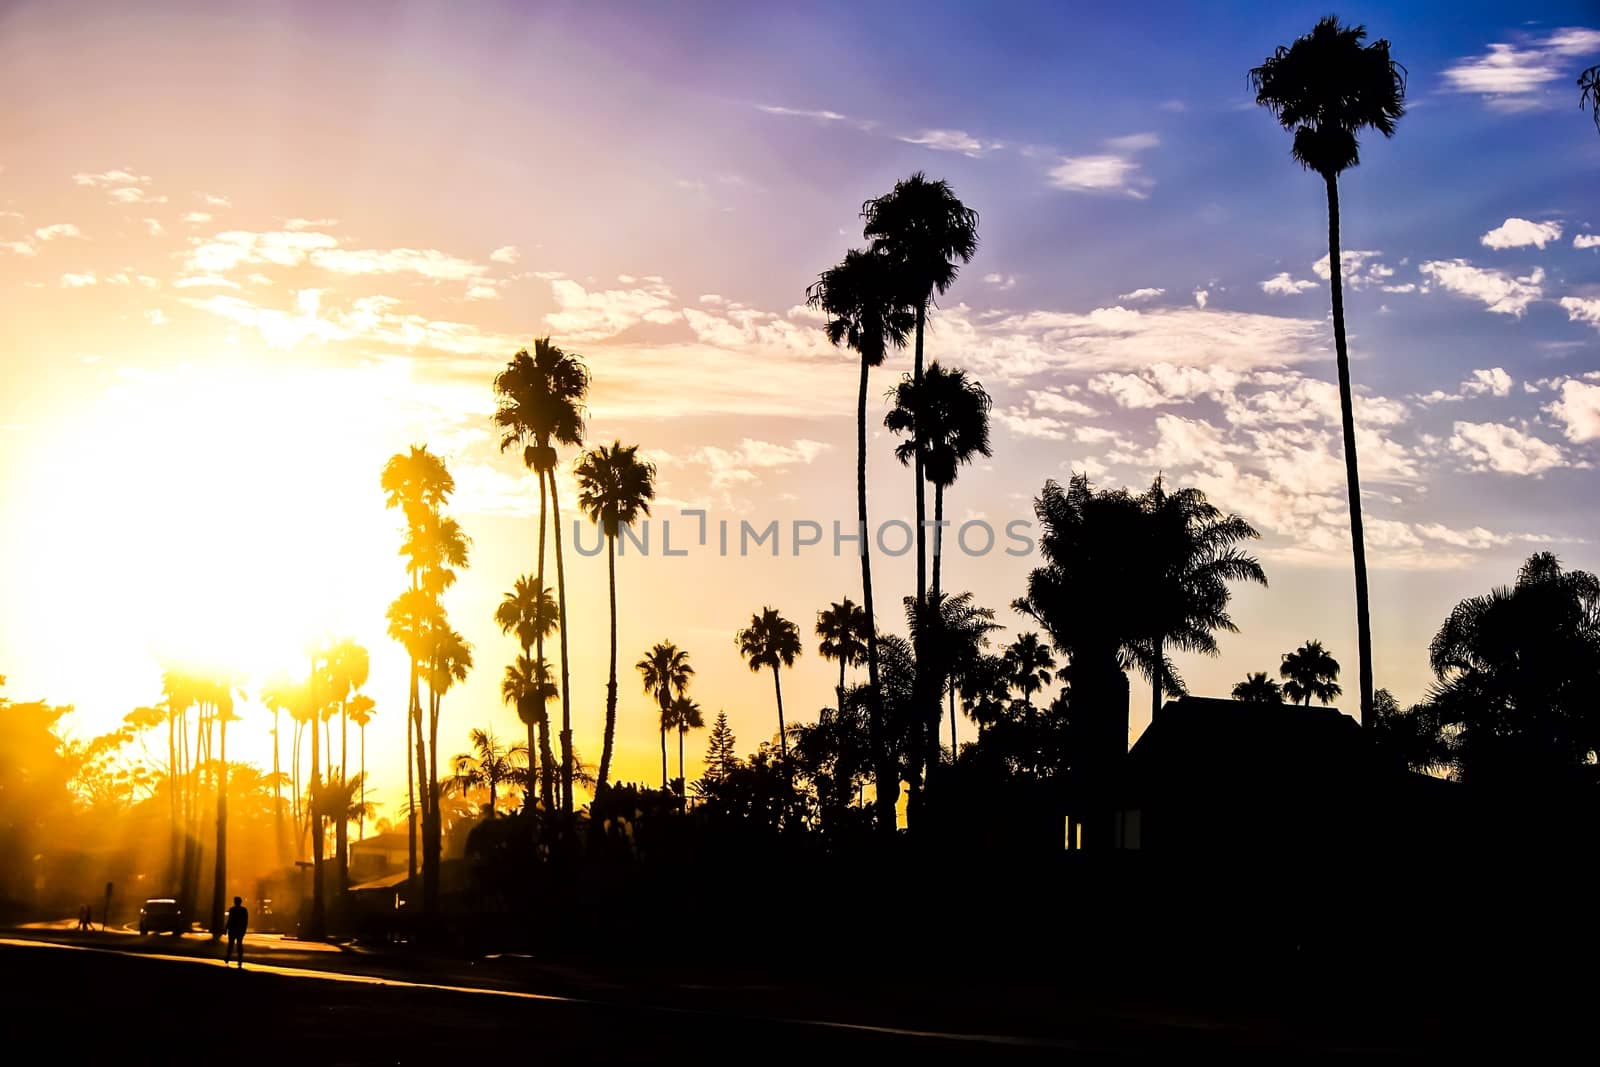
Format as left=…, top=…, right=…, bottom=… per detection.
left=223, top=896, right=248, bottom=969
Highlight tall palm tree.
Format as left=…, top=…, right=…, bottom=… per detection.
left=1280, top=640, right=1343, bottom=706
left=736, top=608, right=803, bottom=759
left=260, top=672, right=304, bottom=864
left=816, top=598, right=869, bottom=713
left=861, top=172, right=980, bottom=610
left=494, top=576, right=559, bottom=808
left=424, top=626, right=471, bottom=914
left=907, top=591, right=1001, bottom=757
left=884, top=362, right=992, bottom=601
left=575, top=441, right=657, bottom=792
left=494, top=338, right=590, bottom=817
left=205, top=671, right=240, bottom=938
left=160, top=668, right=194, bottom=890
left=1139, top=479, right=1267, bottom=722
left=1004, top=632, right=1055, bottom=712
left=637, top=643, right=693, bottom=791
left=1581, top=65, right=1600, bottom=133
left=449, top=728, right=527, bottom=818
left=1232, top=673, right=1283, bottom=703
left=346, top=694, right=375, bottom=839
left=807, top=248, right=913, bottom=834
left=1251, top=17, right=1404, bottom=728
left=670, top=696, right=705, bottom=802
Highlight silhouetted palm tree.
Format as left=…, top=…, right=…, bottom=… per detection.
left=450, top=728, right=527, bottom=818
left=1251, top=17, right=1405, bottom=728
left=1581, top=65, right=1600, bottom=132
left=205, top=671, right=241, bottom=938
left=1280, top=640, right=1343, bottom=706
left=1004, top=632, right=1055, bottom=713
left=670, top=696, right=705, bottom=801
left=637, top=643, right=693, bottom=790
left=260, top=672, right=302, bottom=863
left=1232, top=673, right=1283, bottom=703
left=346, top=694, right=374, bottom=839
left=861, top=172, right=980, bottom=609
left=575, top=441, right=657, bottom=792
left=494, top=338, right=590, bottom=816
left=737, top=608, right=803, bottom=759
left=885, top=362, right=993, bottom=600
left=816, top=598, right=869, bottom=713
left=1140, top=479, right=1266, bottom=721
left=494, top=576, right=559, bottom=808
left=807, top=248, right=912, bottom=833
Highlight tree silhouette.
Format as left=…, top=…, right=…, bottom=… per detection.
left=346, top=694, right=375, bottom=839
left=670, top=695, right=705, bottom=802
left=807, top=247, right=912, bottom=834
left=575, top=441, right=657, bottom=792
left=1281, top=640, right=1343, bottom=705
left=449, top=728, right=527, bottom=818
left=1140, top=478, right=1266, bottom=721
left=637, top=643, right=693, bottom=790
left=260, top=671, right=303, bottom=864
left=494, top=576, right=559, bottom=809
left=907, top=591, right=1000, bottom=765
left=701, top=711, right=740, bottom=785
left=494, top=337, right=590, bottom=817
left=1232, top=672, right=1283, bottom=703
left=1581, top=65, right=1600, bottom=133
left=1251, top=17, right=1405, bottom=729
left=321, top=637, right=369, bottom=895
left=205, top=671, right=241, bottom=938
left=736, top=608, right=803, bottom=759
left=816, top=598, right=869, bottom=714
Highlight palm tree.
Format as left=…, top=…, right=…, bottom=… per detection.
left=386, top=587, right=436, bottom=884
left=424, top=626, right=471, bottom=914
left=322, top=638, right=369, bottom=893
left=450, top=728, right=527, bottom=818
left=637, top=643, right=693, bottom=790
left=1251, top=18, right=1405, bottom=729
left=1581, top=66, right=1600, bottom=133
left=260, top=673, right=305, bottom=864
left=1232, top=673, right=1283, bottom=703
left=494, top=338, right=590, bottom=817
left=204, top=671, right=240, bottom=938
left=1004, top=632, right=1055, bottom=712
left=911, top=591, right=1002, bottom=756
left=494, top=576, right=559, bottom=808
left=736, top=608, right=803, bottom=758
left=1139, top=479, right=1267, bottom=722
left=670, top=696, right=705, bottom=802
left=500, top=653, right=557, bottom=811
left=1280, top=640, right=1343, bottom=706
left=575, top=441, right=657, bottom=792
left=346, top=694, right=375, bottom=839
left=884, top=362, right=992, bottom=601
left=816, top=599, right=869, bottom=713
left=160, top=668, right=193, bottom=890
left=861, top=172, right=980, bottom=610
left=807, top=247, right=912, bottom=834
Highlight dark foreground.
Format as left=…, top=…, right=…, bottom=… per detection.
left=1, top=930, right=1590, bottom=1062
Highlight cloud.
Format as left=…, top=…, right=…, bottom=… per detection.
left=1260, top=272, right=1316, bottom=295
left=898, top=129, right=1000, bottom=157
left=1192, top=288, right=1209, bottom=308
left=545, top=275, right=679, bottom=340
left=995, top=409, right=1072, bottom=441
left=72, top=168, right=149, bottom=188
left=465, top=283, right=499, bottom=301
left=1448, top=421, right=1567, bottom=475
left=1117, top=287, right=1164, bottom=302
left=1049, top=133, right=1157, bottom=198
left=183, top=212, right=212, bottom=224
left=284, top=217, right=337, bottom=231
left=983, top=272, right=1016, bottom=290
left=60, top=272, right=97, bottom=287
left=1089, top=362, right=1242, bottom=409
left=1462, top=367, right=1514, bottom=397
left=310, top=246, right=490, bottom=283
left=1545, top=379, right=1600, bottom=442
left=489, top=245, right=520, bottom=264
left=1442, top=27, right=1600, bottom=110
left=33, top=223, right=83, bottom=241
left=1029, top=389, right=1096, bottom=417
left=692, top=438, right=830, bottom=488
left=1480, top=217, right=1563, bottom=249
left=200, top=193, right=231, bottom=207
left=186, top=229, right=340, bottom=273
left=174, top=274, right=241, bottom=289
left=1559, top=295, right=1600, bottom=329
left=1575, top=234, right=1600, bottom=249
left=1312, top=249, right=1393, bottom=288
left=145, top=309, right=166, bottom=326
left=756, top=104, right=875, bottom=131
left=1418, top=259, right=1543, bottom=316
left=143, top=218, right=165, bottom=237
left=1, top=240, right=36, bottom=256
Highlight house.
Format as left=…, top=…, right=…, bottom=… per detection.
left=349, top=830, right=410, bottom=884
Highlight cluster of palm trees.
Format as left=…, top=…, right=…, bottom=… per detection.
left=155, top=667, right=241, bottom=935
left=1231, top=640, right=1343, bottom=705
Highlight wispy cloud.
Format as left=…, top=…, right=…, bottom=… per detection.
left=755, top=104, right=876, bottom=131
left=1117, top=287, right=1164, bottom=302
left=1448, top=420, right=1569, bottom=475
left=1048, top=133, right=1157, bottom=198
left=898, top=128, right=1002, bottom=157
left=489, top=245, right=519, bottom=264
left=1442, top=26, right=1600, bottom=111
left=1260, top=272, right=1316, bottom=296
left=1419, top=260, right=1544, bottom=316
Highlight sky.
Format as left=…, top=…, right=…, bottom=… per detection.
left=2, top=1, right=1598, bottom=817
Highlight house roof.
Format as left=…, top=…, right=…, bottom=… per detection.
left=1127, top=695, right=1369, bottom=792
left=350, top=830, right=410, bottom=852
left=349, top=870, right=410, bottom=892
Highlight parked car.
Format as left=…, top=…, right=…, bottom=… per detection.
left=138, top=898, right=186, bottom=935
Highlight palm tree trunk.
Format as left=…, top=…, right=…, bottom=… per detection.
left=949, top=679, right=957, bottom=756
left=772, top=665, right=788, bottom=758
left=1151, top=634, right=1164, bottom=723
left=272, top=707, right=287, bottom=865
left=857, top=354, right=896, bottom=836
left=659, top=713, right=669, bottom=791
left=167, top=712, right=179, bottom=890
left=535, top=459, right=555, bottom=812
left=926, top=482, right=948, bottom=784
left=677, top=727, right=686, bottom=808
left=1324, top=172, right=1375, bottom=728
left=424, top=687, right=441, bottom=920
left=308, top=671, right=325, bottom=939
left=210, top=711, right=227, bottom=938
left=547, top=466, right=575, bottom=817
left=913, top=299, right=927, bottom=606
left=598, top=533, right=619, bottom=791
left=359, top=724, right=366, bottom=840
left=406, top=656, right=418, bottom=885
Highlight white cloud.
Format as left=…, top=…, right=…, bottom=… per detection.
left=1442, top=28, right=1600, bottom=110
left=1462, top=367, right=1514, bottom=397
left=143, top=218, right=165, bottom=237
left=1029, top=389, right=1096, bottom=417
left=1106, top=132, right=1160, bottom=152
left=1090, top=362, right=1242, bottom=409
left=1193, top=288, right=1209, bottom=308
left=1049, top=133, right=1157, bottom=198
left=72, top=168, right=149, bottom=188
left=174, top=274, right=242, bottom=289
left=1312, top=249, right=1393, bottom=288
left=983, top=272, right=1016, bottom=290
left=1559, top=296, right=1600, bottom=329
left=545, top=276, right=679, bottom=340
left=1419, top=260, right=1544, bottom=316
left=310, top=246, right=489, bottom=283
left=465, top=283, right=500, bottom=301
left=284, top=217, right=337, bottom=231
left=1448, top=421, right=1566, bottom=475
left=1480, top=217, right=1563, bottom=249
left=60, top=272, right=97, bottom=287
left=33, top=223, right=82, bottom=241
left=489, top=245, right=520, bottom=264
left=692, top=438, right=830, bottom=487
left=2, top=240, right=36, bottom=256
left=995, top=409, right=1072, bottom=441
left=756, top=104, right=875, bottom=131
left=898, top=129, right=1000, bottom=157
left=1260, top=272, right=1316, bottom=296
left=200, top=193, right=231, bottom=207
left=1117, top=287, right=1164, bottom=302
left=145, top=309, right=166, bottom=326
left=186, top=229, right=340, bottom=273
left=183, top=211, right=212, bottom=224
left=1575, top=234, right=1600, bottom=250
left=1546, top=379, right=1600, bottom=442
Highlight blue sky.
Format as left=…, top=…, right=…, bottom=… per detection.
left=1, top=0, right=1597, bottom=795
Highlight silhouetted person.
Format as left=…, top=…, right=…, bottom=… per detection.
left=224, top=896, right=247, bottom=968
left=77, top=905, right=92, bottom=932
